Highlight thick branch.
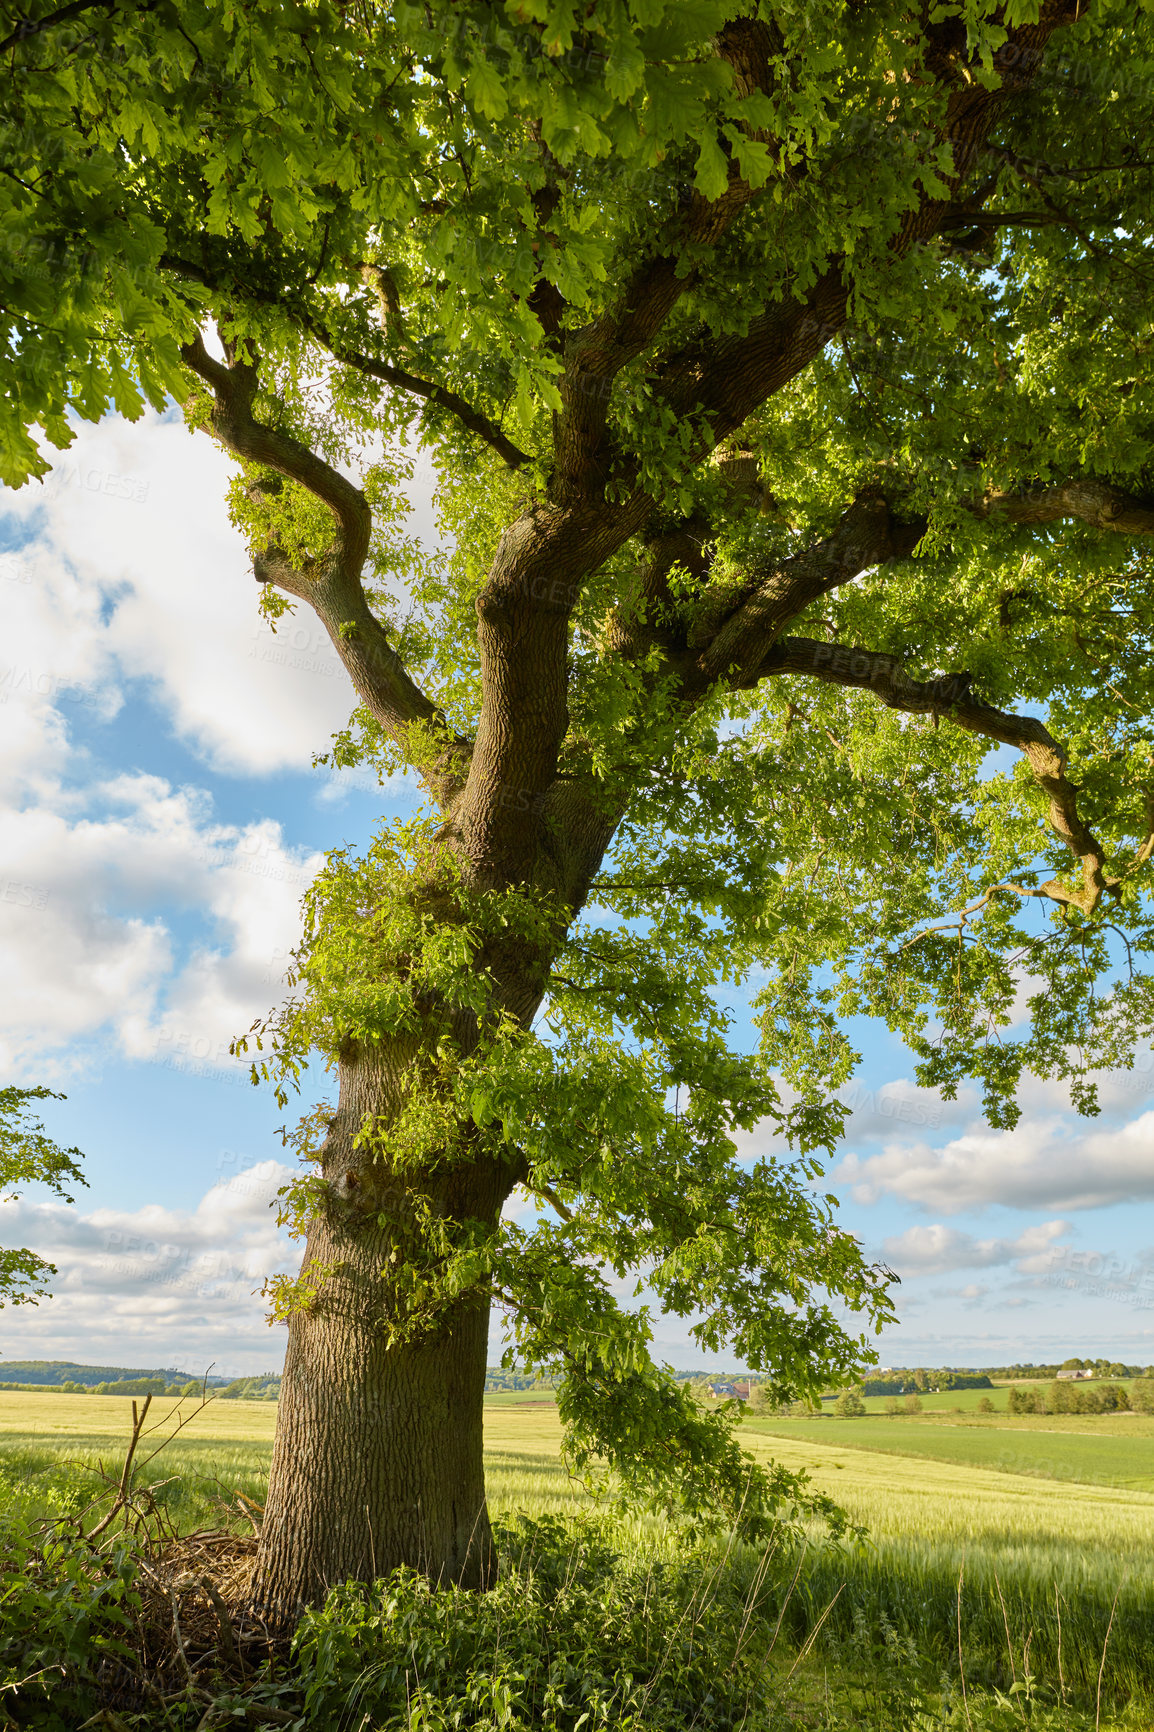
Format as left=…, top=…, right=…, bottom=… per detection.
left=672, top=461, right=1154, bottom=701
left=551, top=17, right=783, bottom=502
left=183, top=333, right=370, bottom=567
left=181, top=333, right=467, bottom=803
left=693, top=496, right=924, bottom=691
left=649, top=0, right=1082, bottom=456
left=976, top=480, right=1154, bottom=537
left=762, top=636, right=1153, bottom=915
left=602, top=490, right=924, bottom=694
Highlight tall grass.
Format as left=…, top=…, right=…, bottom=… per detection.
left=0, top=1433, right=273, bottom=1537
left=1, top=1397, right=1152, bottom=1727
left=741, top=1425, right=1154, bottom=1710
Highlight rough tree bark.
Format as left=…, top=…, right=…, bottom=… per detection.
left=255, top=1047, right=509, bottom=1610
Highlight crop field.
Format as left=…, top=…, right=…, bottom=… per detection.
left=749, top=1411, right=1154, bottom=1489
left=3, top=1390, right=1153, bottom=1726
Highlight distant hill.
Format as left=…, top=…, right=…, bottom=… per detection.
left=0, top=1360, right=229, bottom=1387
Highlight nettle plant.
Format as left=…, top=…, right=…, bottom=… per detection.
left=6, top=0, right=1154, bottom=1616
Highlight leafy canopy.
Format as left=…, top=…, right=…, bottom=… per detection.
left=5, top=0, right=1154, bottom=1532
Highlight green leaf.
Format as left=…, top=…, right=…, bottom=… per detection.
left=465, top=55, right=509, bottom=121
left=693, top=130, right=729, bottom=202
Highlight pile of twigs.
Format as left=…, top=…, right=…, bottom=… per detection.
left=21, top=1394, right=300, bottom=1729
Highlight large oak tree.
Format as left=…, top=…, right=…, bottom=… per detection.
left=5, top=0, right=1154, bottom=1619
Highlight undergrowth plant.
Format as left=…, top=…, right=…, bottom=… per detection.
left=0, top=1459, right=1148, bottom=1731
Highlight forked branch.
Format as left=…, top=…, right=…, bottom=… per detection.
left=693, top=496, right=924, bottom=690
left=182, top=333, right=370, bottom=568
left=181, top=333, right=469, bottom=805
left=762, top=636, right=1154, bottom=915
left=87, top=1393, right=153, bottom=1539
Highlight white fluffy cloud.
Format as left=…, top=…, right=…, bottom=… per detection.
left=838, top=1076, right=972, bottom=1140
left=881, top=1218, right=1070, bottom=1275
left=0, top=412, right=438, bottom=1080
left=0, top=1160, right=299, bottom=1376
left=0, top=769, right=320, bottom=1079
left=838, top=1109, right=1154, bottom=1214
left=3, top=412, right=360, bottom=776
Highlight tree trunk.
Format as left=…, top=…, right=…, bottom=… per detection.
left=251, top=1043, right=510, bottom=1619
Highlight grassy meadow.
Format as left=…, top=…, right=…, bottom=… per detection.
left=749, top=1411, right=1154, bottom=1489
left=2, top=1388, right=1152, bottom=1727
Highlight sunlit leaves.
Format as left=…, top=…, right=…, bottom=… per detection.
left=0, top=1088, right=86, bottom=1307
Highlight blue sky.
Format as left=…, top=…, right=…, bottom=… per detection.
left=1, top=409, right=1152, bottom=1379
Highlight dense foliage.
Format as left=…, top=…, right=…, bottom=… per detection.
left=5, top=0, right=1154, bottom=1582
left=1007, top=1378, right=1152, bottom=1413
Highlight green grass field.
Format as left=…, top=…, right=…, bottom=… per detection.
left=3, top=1389, right=1153, bottom=1726
left=748, top=1411, right=1154, bottom=1489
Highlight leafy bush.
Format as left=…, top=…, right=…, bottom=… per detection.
left=292, top=1515, right=772, bottom=1732
left=218, top=1375, right=281, bottom=1401
left=0, top=1484, right=1146, bottom=1731
left=0, top=1505, right=142, bottom=1728
left=91, top=1377, right=169, bottom=1397
left=1130, top=1380, right=1154, bottom=1415
left=864, top=1372, right=993, bottom=1396
left=835, top=1390, right=866, bottom=1417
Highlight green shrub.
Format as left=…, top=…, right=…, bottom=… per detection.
left=0, top=1506, right=142, bottom=1727
left=835, top=1390, right=866, bottom=1417
left=292, top=1515, right=771, bottom=1731
left=218, top=1375, right=281, bottom=1401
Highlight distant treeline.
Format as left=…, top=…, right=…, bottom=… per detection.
left=861, top=1359, right=1154, bottom=1388
left=0, top=1362, right=275, bottom=1397
left=0, top=1375, right=284, bottom=1398
left=980, top=1359, right=1152, bottom=1379
left=9, top=1357, right=1152, bottom=1403
left=2, top=1364, right=545, bottom=1400
left=484, top=1369, right=554, bottom=1392
left=862, top=1372, right=993, bottom=1396
left=1009, top=1380, right=1154, bottom=1415
left=0, top=1360, right=219, bottom=1387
